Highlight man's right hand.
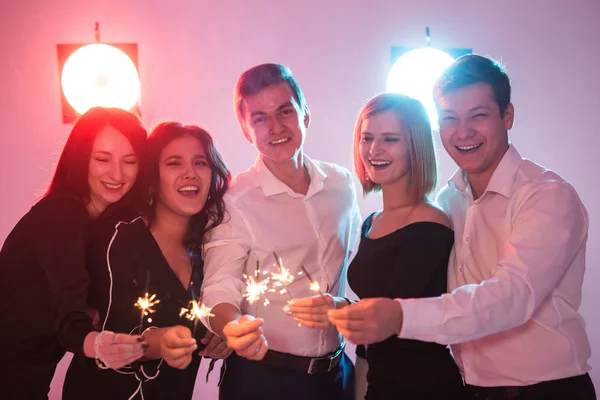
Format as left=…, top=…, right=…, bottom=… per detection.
left=222, top=314, right=268, bottom=360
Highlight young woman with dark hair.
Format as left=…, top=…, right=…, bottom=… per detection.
left=63, top=122, right=232, bottom=399
left=0, top=107, right=149, bottom=399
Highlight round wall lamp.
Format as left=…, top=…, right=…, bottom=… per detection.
left=57, top=23, right=140, bottom=123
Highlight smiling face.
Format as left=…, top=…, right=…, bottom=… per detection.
left=87, top=125, right=139, bottom=214
left=359, top=109, right=411, bottom=189
left=240, top=82, right=310, bottom=169
left=154, top=134, right=212, bottom=218
left=438, top=82, right=514, bottom=184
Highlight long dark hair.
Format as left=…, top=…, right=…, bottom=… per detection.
left=146, top=122, right=230, bottom=252
left=44, top=107, right=148, bottom=213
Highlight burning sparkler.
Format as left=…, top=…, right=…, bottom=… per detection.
left=271, top=252, right=295, bottom=300
left=135, top=293, right=160, bottom=334
left=299, top=266, right=331, bottom=308
left=180, top=299, right=214, bottom=336
left=243, top=261, right=270, bottom=305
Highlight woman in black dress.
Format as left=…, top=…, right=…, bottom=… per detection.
left=332, top=93, right=465, bottom=399
left=63, top=122, right=232, bottom=399
left=0, top=107, right=149, bottom=399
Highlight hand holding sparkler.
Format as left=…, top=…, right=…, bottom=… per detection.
left=160, top=325, right=198, bottom=370
left=222, top=314, right=268, bottom=361
left=327, top=297, right=404, bottom=345
left=283, top=266, right=339, bottom=329
left=83, top=331, right=148, bottom=370
left=199, top=331, right=233, bottom=359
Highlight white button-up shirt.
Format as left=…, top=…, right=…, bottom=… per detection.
left=399, top=145, right=592, bottom=386
left=202, top=155, right=361, bottom=357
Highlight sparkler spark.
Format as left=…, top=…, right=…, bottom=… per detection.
left=271, top=252, right=294, bottom=299
left=242, top=273, right=270, bottom=304
left=135, top=292, right=160, bottom=334
left=309, top=281, right=321, bottom=292
left=243, top=261, right=270, bottom=304
left=135, top=293, right=160, bottom=315
left=180, top=300, right=215, bottom=321
left=300, top=266, right=330, bottom=308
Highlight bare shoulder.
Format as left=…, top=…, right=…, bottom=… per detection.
left=409, top=202, right=451, bottom=229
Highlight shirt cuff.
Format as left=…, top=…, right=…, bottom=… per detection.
left=396, top=297, right=445, bottom=343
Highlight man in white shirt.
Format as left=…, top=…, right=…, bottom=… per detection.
left=328, top=54, right=596, bottom=399
left=201, top=63, right=361, bottom=400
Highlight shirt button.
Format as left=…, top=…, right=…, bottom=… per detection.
left=465, top=237, right=470, bottom=242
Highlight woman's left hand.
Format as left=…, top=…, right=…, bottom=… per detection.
left=285, top=294, right=348, bottom=329
left=199, top=331, right=233, bottom=359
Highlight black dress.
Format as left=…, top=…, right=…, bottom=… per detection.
left=0, top=195, right=93, bottom=399
left=347, top=214, right=465, bottom=400
left=62, top=217, right=208, bottom=400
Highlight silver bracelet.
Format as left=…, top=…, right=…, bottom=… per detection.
left=94, top=330, right=115, bottom=369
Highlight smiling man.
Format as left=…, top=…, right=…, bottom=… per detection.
left=328, top=54, right=596, bottom=399
left=200, top=63, right=360, bottom=400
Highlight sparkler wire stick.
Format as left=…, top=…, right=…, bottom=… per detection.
left=299, top=265, right=331, bottom=308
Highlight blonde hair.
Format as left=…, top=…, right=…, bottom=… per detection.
left=353, top=93, right=437, bottom=200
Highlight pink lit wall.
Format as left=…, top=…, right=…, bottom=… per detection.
left=1, top=1, right=599, bottom=398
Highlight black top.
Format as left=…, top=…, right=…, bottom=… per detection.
left=63, top=216, right=208, bottom=400
left=348, top=214, right=464, bottom=399
left=0, top=195, right=94, bottom=398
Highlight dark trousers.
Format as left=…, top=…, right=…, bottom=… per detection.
left=466, top=373, right=596, bottom=400
left=219, top=352, right=355, bottom=400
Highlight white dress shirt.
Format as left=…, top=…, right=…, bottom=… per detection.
left=399, top=145, right=592, bottom=386
left=202, top=155, right=361, bottom=357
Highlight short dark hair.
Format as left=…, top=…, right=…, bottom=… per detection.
left=44, top=107, right=148, bottom=213
left=146, top=122, right=231, bottom=251
left=233, top=63, right=307, bottom=125
left=433, top=54, right=511, bottom=115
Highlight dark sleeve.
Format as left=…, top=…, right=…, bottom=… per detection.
left=32, top=196, right=94, bottom=357
left=385, top=228, right=454, bottom=300
left=355, top=344, right=367, bottom=359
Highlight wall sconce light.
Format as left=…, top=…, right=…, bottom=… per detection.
left=57, top=23, right=140, bottom=123
left=387, top=28, right=471, bottom=129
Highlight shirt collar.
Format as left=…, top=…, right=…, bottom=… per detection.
left=447, top=144, right=522, bottom=199
left=254, top=155, right=327, bottom=198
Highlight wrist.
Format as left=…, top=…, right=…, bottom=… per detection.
left=83, top=331, right=99, bottom=358
left=394, top=299, right=404, bottom=335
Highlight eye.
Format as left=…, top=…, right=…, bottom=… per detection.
left=442, top=116, right=456, bottom=121
left=123, top=159, right=138, bottom=165
left=280, top=108, right=294, bottom=116
left=94, top=158, right=109, bottom=163
left=384, top=137, right=399, bottom=143
left=473, top=113, right=487, bottom=119
left=166, top=161, right=181, bottom=167
left=195, top=160, right=208, bottom=167
left=360, top=136, right=373, bottom=143
left=252, top=116, right=266, bottom=124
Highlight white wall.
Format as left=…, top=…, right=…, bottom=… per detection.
left=1, top=1, right=599, bottom=398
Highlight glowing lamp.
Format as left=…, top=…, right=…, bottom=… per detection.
left=387, top=29, right=471, bottom=129
left=387, top=47, right=455, bottom=130
left=61, top=43, right=140, bottom=116
left=57, top=24, right=140, bottom=123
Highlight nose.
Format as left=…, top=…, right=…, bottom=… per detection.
left=369, top=138, right=384, bottom=156
left=270, top=115, right=285, bottom=134
left=108, top=160, right=123, bottom=181
left=456, top=118, right=475, bottom=140
left=182, top=163, right=198, bottom=180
